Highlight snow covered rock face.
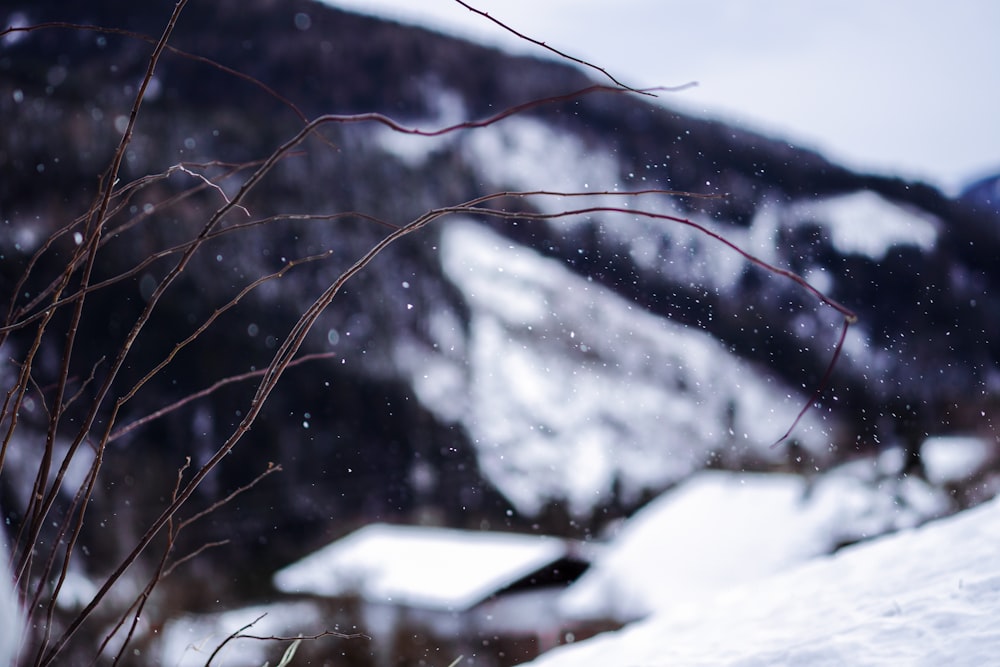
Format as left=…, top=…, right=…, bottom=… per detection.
left=399, top=223, right=835, bottom=516
left=531, top=490, right=1000, bottom=667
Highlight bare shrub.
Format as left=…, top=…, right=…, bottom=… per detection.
left=0, top=3, right=854, bottom=664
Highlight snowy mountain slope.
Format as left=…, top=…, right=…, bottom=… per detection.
left=4, top=4, right=1000, bottom=661
left=399, top=222, right=835, bottom=515
left=398, top=94, right=1000, bottom=443
left=533, top=485, right=1000, bottom=667
left=784, top=191, right=939, bottom=261
left=6, top=0, right=998, bottom=489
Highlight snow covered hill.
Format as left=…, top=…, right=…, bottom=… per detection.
left=5, top=0, right=998, bottom=531
left=3, top=1, right=1000, bottom=661
left=531, top=475, right=1000, bottom=667
left=400, top=222, right=835, bottom=516
left=558, top=467, right=949, bottom=624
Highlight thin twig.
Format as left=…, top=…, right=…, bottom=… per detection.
left=109, top=352, right=337, bottom=443
left=240, top=629, right=366, bottom=642
left=453, top=0, right=689, bottom=95
left=0, top=22, right=312, bottom=128
left=174, top=165, right=251, bottom=217
left=769, top=318, right=853, bottom=447
left=204, top=614, right=267, bottom=667
left=161, top=540, right=229, bottom=578
left=207, top=627, right=364, bottom=667
left=1, top=160, right=261, bottom=334
left=35, top=2, right=193, bottom=662
left=175, top=463, right=282, bottom=532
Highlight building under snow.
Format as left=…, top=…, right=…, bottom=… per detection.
left=273, top=523, right=605, bottom=666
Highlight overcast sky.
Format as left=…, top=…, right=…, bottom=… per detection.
left=324, top=1, right=999, bottom=193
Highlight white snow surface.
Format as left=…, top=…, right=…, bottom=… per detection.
left=560, top=469, right=951, bottom=623
left=921, top=436, right=997, bottom=487
left=159, top=601, right=326, bottom=667
left=0, top=533, right=22, bottom=666
left=533, top=476, right=998, bottom=667
left=400, top=221, right=833, bottom=516
left=460, top=116, right=623, bottom=212
left=158, top=469, right=985, bottom=666
left=456, top=116, right=757, bottom=294
left=789, top=191, right=939, bottom=260
left=273, top=523, right=574, bottom=611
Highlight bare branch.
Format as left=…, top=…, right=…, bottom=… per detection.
left=0, top=22, right=313, bottom=129
left=452, top=0, right=693, bottom=95
left=173, top=165, right=251, bottom=217
left=161, top=540, right=229, bottom=579
left=2, top=3, right=863, bottom=663
left=203, top=614, right=267, bottom=667
left=109, top=352, right=337, bottom=443
left=175, top=463, right=281, bottom=532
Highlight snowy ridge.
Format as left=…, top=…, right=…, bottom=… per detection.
left=399, top=221, right=834, bottom=516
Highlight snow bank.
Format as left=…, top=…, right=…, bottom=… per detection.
left=0, top=532, right=22, bottom=665
left=159, top=601, right=326, bottom=667
left=561, top=469, right=951, bottom=622
left=533, top=488, right=1000, bottom=667
left=562, top=472, right=834, bottom=621
left=920, top=436, right=996, bottom=486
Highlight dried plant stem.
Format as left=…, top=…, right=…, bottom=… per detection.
left=0, top=2, right=859, bottom=664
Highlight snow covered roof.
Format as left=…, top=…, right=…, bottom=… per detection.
left=273, top=523, right=584, bottom=612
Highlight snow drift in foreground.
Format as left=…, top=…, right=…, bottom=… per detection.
left=561, top=467, right=951, bottom=623
left=532, top=486, right=1000, bottom=667
left=0, top=533, right=21, bottom=666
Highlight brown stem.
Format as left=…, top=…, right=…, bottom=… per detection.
left=452, top=0, right=682, bottom=95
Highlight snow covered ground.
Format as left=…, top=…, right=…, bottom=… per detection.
left=0, top=534, right=22, bottom=666
left=156, top=462, right=995, bottom=666
left=532, top=470, right=1000, bottom=667
left=158, top=600, right=327, bottom=667
left=560, top=468, right=950, bottom=623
